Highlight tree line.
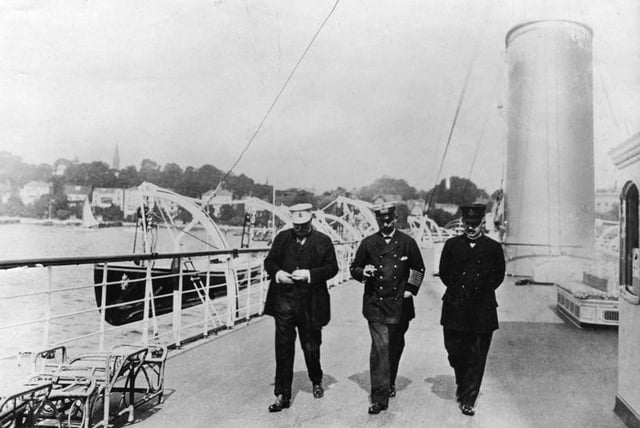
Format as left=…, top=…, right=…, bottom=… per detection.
left=0, top=151, right=494, bottom=226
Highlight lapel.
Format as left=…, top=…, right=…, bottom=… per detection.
left=375, top=232, right=397, bottom=256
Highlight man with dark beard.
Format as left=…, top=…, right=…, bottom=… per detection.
left=350, top=202, right=425, bottom=415
left=439, top=204, right=505, bottom=416
left=263, top=203, right=338, bottom=412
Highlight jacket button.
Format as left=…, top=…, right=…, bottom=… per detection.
left=379, top=286, right=383, bottom=289
left=394, top=265, right=397, bottom=268
left=379, top=297, right=383, bottom=300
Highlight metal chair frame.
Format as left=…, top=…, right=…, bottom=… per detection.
left=16, top=344, right=167, bottom=428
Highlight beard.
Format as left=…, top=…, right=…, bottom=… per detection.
left=380, top=225, right=394, bottom=234
left=294, top=224, right=312, bottom=238
left=464, top=224, right=483, bottom=240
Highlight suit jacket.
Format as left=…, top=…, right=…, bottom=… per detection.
left=439, top=234, right=505, bottom=333
left=263, top=229, right=338, bottom=329
left=350, top=230, right=425, bottom=324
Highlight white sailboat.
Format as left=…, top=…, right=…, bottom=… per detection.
left=82, top=197, right=99, bottom=228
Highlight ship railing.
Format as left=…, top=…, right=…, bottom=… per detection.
left=0, top=242, right=358, bottom=384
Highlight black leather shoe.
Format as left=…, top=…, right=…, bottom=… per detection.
left=368, top=402, right=388, bottom=415
left=389, top=385, right=396, bottom=398
left=459, top=403, right=475, bottom=416
left=313, top=383, right=324, bottom=398
left=268, top=395, right=290, bottom=412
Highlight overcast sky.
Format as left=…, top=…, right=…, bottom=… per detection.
left=1, top=0, right=638, bottom=193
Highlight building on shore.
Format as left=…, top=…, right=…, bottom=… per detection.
left=92, top=187, right=124, bottom=209
left=19, top=181, right=52, bottom=205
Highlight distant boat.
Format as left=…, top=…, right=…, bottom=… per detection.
left=81, top=197, right=99, bottom=228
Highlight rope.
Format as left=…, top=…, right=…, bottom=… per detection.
left=216, top=0, right=341, bottom=194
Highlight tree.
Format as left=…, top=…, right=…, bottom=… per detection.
left=160, top=163, right=184, bottom=190
left=0, top=195, right=26, bottom=216
left=424, top=176, right=488, bottom=207
left=276, top=189, right=315, bottom=207
left=139, top=159, right=161, bottom=184
left=0, top=152, right=31, bottom=187
left=226, top=173, right=254, bottom=199
left=178, top=166, right=200, bottom=197
left=64, top=163, right=90, bottom=185
left=32, top=163, right=53, bottom=182
left=426, top=207, right=457, bottom=227
left=86, top=161, right=116, bottom=188
left=115, top=165, right=140, bottom=188
left=355, top=177, right=418, bottom=202
left=50, top=176, right=69, bottom=217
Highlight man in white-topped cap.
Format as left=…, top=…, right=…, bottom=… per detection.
left=263, top=203, right=338, bottom=412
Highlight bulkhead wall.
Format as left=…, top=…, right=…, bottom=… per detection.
left=505, top=20, right=595, bottom=272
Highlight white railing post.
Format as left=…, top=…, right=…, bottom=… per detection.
left=142, top=262, right=152, bottom=346
left=172, top=260, right=184, bottom=348
left=258, top=263, right=265, bottom=315
left=99, top=263, right=109, bottom=351
left=203, top=257, right=211, bottom=337
left=224, top=257, right=237, bottom=328
left=43, top=266, right=53, bottom=347
left=245, top=266, right=251, bottom=322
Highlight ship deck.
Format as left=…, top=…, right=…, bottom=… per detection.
left=128, top=268, right=623, bottom=428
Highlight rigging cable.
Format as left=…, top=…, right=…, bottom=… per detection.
left=462, top=107, right=490, bottom=196
left=423, top=2, right=490, bottom=214
left=424, top=46, right=480, bottom=213
left=214, top=0, right=341, bottom=196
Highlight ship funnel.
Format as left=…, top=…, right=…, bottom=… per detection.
left=504, top=20, right=595, bottom=280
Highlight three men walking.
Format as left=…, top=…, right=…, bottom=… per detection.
left=264, top=201, right=505, bottom=417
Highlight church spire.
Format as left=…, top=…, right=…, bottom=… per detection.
left=113, top=144, right=120, bottom=170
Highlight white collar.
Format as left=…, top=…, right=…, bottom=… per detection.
left=381, top=230, right=396, bottom=239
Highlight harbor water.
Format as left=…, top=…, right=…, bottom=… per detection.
left=0, top=222, right=246, bottom=386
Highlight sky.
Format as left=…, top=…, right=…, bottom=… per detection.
left=0, top=0, right=638, bottom=193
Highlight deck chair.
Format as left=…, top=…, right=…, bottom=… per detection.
left=18, top=344, right=167, bottom=428
left=17, top=346, right=96, bottom=428
left=0, top=382, right=53, bottom=428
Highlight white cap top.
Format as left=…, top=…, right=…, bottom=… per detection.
left=290, top=203, right=313, bottom=224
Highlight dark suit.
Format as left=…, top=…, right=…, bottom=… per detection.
left=439, top=234, right=505, bottom=407
left=350, top=230, right=425, bottom=406
left=264, top=229, right=338, bottom=399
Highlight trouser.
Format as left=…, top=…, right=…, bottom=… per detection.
left=273, top=311, right=323, bottom=399
left=443, top=328, right=493, bottom=407
left=368, top=320, right=409, bottom=406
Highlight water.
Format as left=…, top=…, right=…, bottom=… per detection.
left=0, top=223, right=248, bottom=387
